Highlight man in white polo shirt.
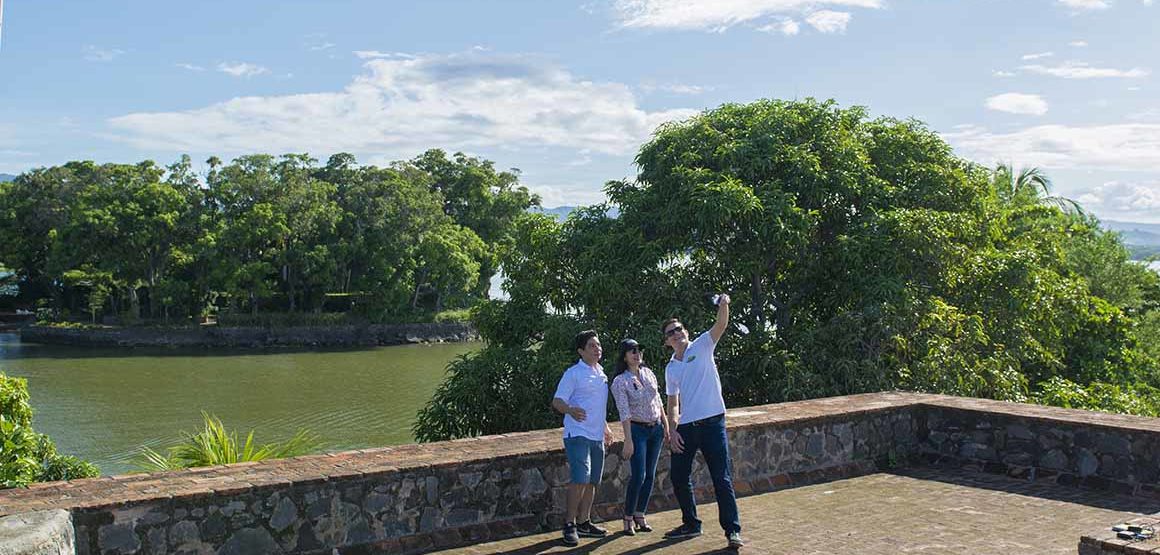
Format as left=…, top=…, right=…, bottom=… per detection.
left=661, top=294, right=744, bottom=550
left=551, top=329, right=614, bottom=547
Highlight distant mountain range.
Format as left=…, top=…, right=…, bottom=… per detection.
left=531, top=205, right=621, bottom=221
left=1102, top=220, right=1160, bottom=245
left=1102, top=221, right=1160, bottom=260
left=0, top=174, right=16, bottom=183
left=532, top=206, right=576, bottom=220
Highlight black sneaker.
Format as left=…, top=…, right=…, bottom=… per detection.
left=577, top=520, right=608, bottom=538
left=562, top=523, right=579, bottom=546
left=727, top=531, right=745, bottom=550
left=663, top=523, right=702, bottom=539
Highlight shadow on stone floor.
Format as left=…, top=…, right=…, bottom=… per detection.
left=887, top=465, right=1160, bottom=514
left=473, top=534, right=731, bottom=555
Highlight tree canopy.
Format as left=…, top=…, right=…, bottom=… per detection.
left=0, top=150, right=539, bottom=324
left=415, top=98, right=1160, bottom=442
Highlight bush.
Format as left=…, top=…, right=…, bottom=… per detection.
left=1, top=372, right=99, bottom=488
left=1034, top=376, right=1160, bottom=417
left=433, top=308, right=473, bottom=323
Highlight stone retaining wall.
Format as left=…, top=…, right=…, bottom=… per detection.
left=19, top=323, right=476, bottom=349
left=3, top=392, right=1160, bottom=554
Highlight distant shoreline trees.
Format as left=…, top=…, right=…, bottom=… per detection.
left=0, top=150, right=538, bottom=325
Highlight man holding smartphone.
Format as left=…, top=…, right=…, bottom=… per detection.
left=660, top=294, right=744, bottom=550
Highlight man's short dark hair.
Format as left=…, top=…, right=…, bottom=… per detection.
left=574, top=329, right=598, bottom=352
left=660, top=318, right=680, bottom=335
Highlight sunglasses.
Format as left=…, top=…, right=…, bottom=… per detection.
left=664, top=324, right=685, bottom=338
left=627, top=347, right=643, bottom=354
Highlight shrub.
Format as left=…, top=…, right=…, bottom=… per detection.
left=1, top=372, right=99, bottom=488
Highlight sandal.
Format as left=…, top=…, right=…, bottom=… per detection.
left=623, top=516, right=636, bottom=536
left=634, top=515, right=653, bottom=533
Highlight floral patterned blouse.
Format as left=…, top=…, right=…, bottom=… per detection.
left=611, top=366, right=665, bottom=424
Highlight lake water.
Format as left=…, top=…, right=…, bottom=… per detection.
left=0, top=333, right=476, bottom=476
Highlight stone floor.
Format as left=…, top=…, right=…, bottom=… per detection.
left=430, top=467, right=1160, bottom=555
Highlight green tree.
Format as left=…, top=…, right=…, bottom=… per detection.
left=417, top=98, right=1160, bottom=441
left=412, top=150, right=540, bottom=300
left=2, top=372, right=98, bottom=488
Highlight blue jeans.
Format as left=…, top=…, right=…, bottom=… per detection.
left=624, top=421, right=664, bottom=516
left=669, top=414, right=741, bottom=534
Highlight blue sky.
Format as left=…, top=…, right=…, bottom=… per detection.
left=2, top=0, right=1158, bottom=221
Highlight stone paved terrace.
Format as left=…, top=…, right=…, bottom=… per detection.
left=435, top=467, right=1160, bottom=555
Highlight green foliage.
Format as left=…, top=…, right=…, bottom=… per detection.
left=134, top=412, right=323, bottom=471
left=2, top=372, right=99, bottom=488
left=0, top=151, right=538, bottom=325
left=433, top=308, right=473, bottom=323
left=416, top=97, right=1160, bottom=441
left=1035, top=377, right=1160, bottom=417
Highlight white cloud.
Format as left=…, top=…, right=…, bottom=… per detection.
left=612, top=0, right=880, bottom=31
left=108, top=51, right=698, bottom=157
left=1069, top=40, right=1089, bottom=47
left=993, top=70, right=1016, bottom=78
left=985, top=93, right=1049, bottom=115
left=641, top=82, right=713, bottom=94
left=756, top=18, right=800, bottom=35
left=176, top=63, right=205, bottom=72
left=1020, top=61, right=1149, bottom=79
left=217, top=62, right=270, bottom=78
left=943, top=123, right=1160, bottom=171
left=525, top=182, right=609, bottom=207
left=1076, top=181, right=1160, bottom=216
left=309, top=42, right=336, bottom=51
left=805, top=10, right=852, bottom=33
left=1057, top=0, right=1110, bottom=10
left=83, top=45, right=125, bottom=62
left=1021, top=51, right=1054, bottom=60
left=353, top=50, right=415, bottom=60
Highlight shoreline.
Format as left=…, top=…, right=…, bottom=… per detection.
left=19, top=322, right=477, bottom=349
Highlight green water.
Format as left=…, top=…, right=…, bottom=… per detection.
left=0, top=333, right=475, bottom=476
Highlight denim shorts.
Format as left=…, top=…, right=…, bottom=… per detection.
left=563, top=436, right=605, bottom=485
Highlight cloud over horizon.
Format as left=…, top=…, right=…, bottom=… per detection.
left=943, top=123, right=1160, bottom=171
left=108, top=51, right=697, bottom=158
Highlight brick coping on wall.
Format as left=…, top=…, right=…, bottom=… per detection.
left=4, top=390, right=1160, bottom=518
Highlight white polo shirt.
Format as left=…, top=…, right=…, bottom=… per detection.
left=665, top=332, right=727, bottom=425
left=553, top=359, right=609, bottom=441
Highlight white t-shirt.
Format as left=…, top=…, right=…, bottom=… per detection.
left=665, top=332, right=727, bottom=425
left=553, top=359, right=609, bottom=441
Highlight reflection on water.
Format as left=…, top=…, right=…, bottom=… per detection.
left=0, top=333, right=475, bottom=476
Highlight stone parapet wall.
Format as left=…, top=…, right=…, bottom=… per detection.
left=918, top=397, right=1160, bottom=497
left=1078, top=515, right=1160, bottom=554
left=19, top=323, right=476, bottom=349
left=0, top=393, right=920, bottom=554
left=3, top=392, right=1160, bottom=554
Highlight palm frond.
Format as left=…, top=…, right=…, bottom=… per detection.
left=131, top=412, right=323, bottom=471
